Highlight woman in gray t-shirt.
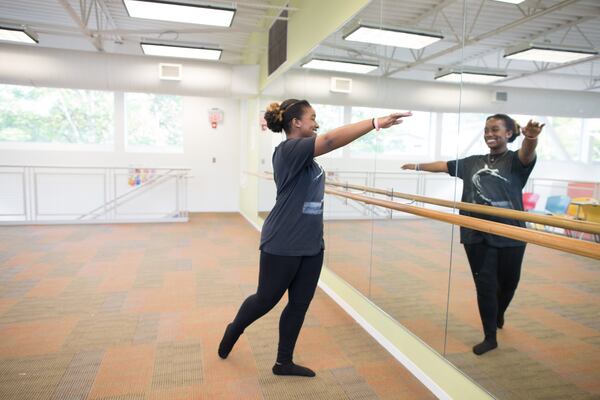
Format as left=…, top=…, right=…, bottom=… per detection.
left=218, top=98, right=411, bottom=377
left=402, top=114, right=544, bottom=355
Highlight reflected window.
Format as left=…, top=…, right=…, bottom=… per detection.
left=442, top=113, right=590, bottom=162
left=349, top=107, right=431, bottom=158
left=586, top=118, right=600, bottom=163
left=510, top=115, right=584, bottom=162
left=530, top=116, right=582, bottom=161
left=551, top=117, right=583, bottom=161
left=125, top=93, right=183, bottom=152
left=313, top=103, right=344, bottom=158
left=0, top=83, right=114, bottom=148
left=441, top=112, right=489, bottom=158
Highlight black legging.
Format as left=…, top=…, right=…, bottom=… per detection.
left=229, top=250, right=324, bottom=363
left=464, top=243, right=526, bottom=340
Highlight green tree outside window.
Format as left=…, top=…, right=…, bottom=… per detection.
left=0, top=84, right=113, bottom=145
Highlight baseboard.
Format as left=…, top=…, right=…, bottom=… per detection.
left=318, top=268, right=493, bottom=400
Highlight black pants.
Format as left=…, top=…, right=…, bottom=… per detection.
left=229, top=250, right=324, bottom=363
left=463, top=243, right=526, bottom=340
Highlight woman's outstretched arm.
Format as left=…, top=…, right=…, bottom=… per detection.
left=314, top=112, right=412, bottom=157
left=518, top=119, right=544, bottom=166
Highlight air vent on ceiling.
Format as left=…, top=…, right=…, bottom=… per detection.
left=268, top=9, right=288, bottom=75
left=493, top=90, right=508, bottom=102
left=159, top=63, right=182, bottom=81
left=330, top=77, right=352, bottom=93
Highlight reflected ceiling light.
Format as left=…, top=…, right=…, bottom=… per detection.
left=434, top=68, right=507, bottom=84
left=0, top=26, right=38, bottom=44
left=344, top=24, right=443, bottom=49
left=504, top=43, right=597, bottom=63
left=123, top=0, right=235, bottom=27
left=301, top=58, right=378, bottom=74
left=492, top=0, right=526, bottom=4
left=141, top=42, right=221, bottom=60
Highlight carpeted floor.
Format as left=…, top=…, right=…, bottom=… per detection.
left=0, top=213, right=434, bottom=400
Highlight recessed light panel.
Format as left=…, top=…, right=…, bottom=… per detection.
left=124, top=0, right=235, bottom=26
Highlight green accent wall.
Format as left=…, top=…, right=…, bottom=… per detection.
left=255, top=0, right=371, bottom=89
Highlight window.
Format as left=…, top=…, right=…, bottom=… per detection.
left=442, top=113, right=585, bottom=161
left=543, top=117, right=582, bottom=161
left=441, top=112, right=489, bottom=158
left=313, top=103, right=344, bottom=158
left=585, top=118, right=600, bottom=163
left=349, top=107, right=431, bottom=158
left=0, top=84, right=113, bottom=147
left=510, top=115, right=582, bottom=162
left=125, top=93, right=183, bottom=152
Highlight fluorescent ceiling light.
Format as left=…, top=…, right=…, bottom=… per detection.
left=141, top=43, right=221, bottom=60
left=123, top=0, right=235, bottom=27
left=435, top=68, right=507, bottom=84
left=505, top=43, right=597, bottom=63
left=344, top=25, right=442, bottom=49
left=0, top=26, right=38, bottom=44
left=492, top=0, right=526, bottom=3
left=301, top=59, right=378, bottom=74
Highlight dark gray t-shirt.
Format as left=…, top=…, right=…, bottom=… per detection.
left=447, top=150, right=535, bottom=247
left=260, top=136, right=325, bottom=256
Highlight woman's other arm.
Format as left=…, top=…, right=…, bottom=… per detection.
left=401, top=161, right=449, bottom=173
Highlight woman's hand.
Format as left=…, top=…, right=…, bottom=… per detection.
left=521, top=119, right=545, bottom=139
left=376, top=111, right=412, bottom=129
left=401, top=163, right=416, bottom=170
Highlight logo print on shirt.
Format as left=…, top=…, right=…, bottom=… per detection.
left=472, top=164, right=511, bottom=207
left=303, top=163, right=324, bottom=215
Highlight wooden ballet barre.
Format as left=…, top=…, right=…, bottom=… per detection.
left=326, top=180, right=600, bottom=236
left=248, top=171, right=599, bottom=259
left=325, top=187, right=600, bottom=261
left=246, top=171, right=274, bottom=180
left=253, top=171, right=599, bottom=235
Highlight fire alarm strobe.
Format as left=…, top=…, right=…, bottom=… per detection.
left=208, top=108, right=224, bottom=129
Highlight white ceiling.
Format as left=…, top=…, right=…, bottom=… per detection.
left=0, top=0, right=599, bottom=92
left=316, top=0, right=600, bottom=92
left=0, top=0, right=278, bottom=63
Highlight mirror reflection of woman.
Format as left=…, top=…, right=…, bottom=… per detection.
left=402, top=114, right=544, bottom=355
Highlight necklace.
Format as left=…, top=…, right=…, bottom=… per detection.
left=488, top=150, right=507, bottom=165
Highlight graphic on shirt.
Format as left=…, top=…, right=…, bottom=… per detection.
left=303, top=163, right=324, bottom=215
left=313, top=164, right=324, bottom=181
left=471, top=164, right=513, bottom=208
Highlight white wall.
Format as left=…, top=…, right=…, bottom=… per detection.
left=0, top=45, right=256, bottom=212
left=0, top=44, right=259, bottom=97
left=183, top=97, right=241, bottom=212
left=266, top=69, right=600, bottom=117
left=0, top=95, right=241, bottom=212
left=261, top=70, right=600, bottom=182
left=2, top=44, right=599, bottom=214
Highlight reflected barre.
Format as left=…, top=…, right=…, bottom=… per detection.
left=325, top=187, right=600, bottom=261
left=326, top=180, right=600, bottom=236
left=250, top=170, right=600, bottom=257
left=246, top=171, right=275, bottom=180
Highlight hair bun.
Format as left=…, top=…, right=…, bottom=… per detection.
left=264, top=102, right=284, bottom=132
left=513, top=120, right=522, bottom=137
